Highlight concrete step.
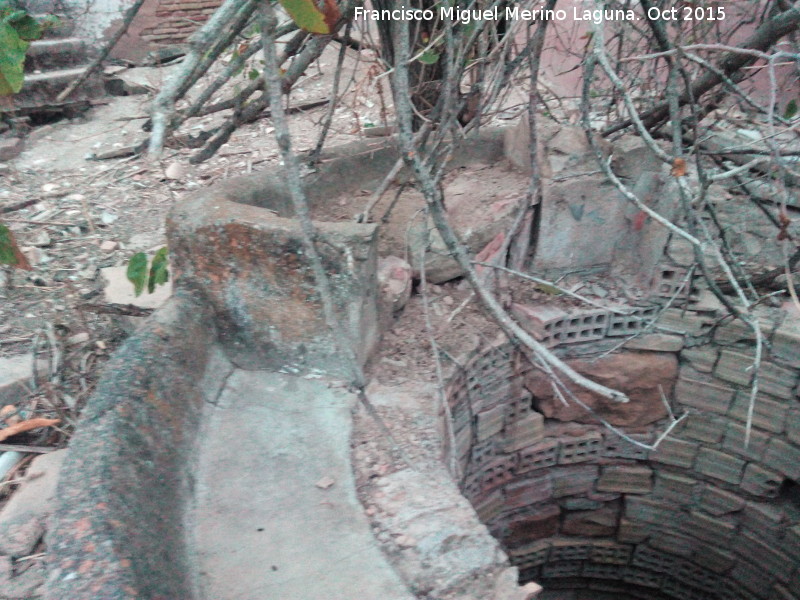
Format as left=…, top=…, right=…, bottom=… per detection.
left=25, top=38, right=88, bottom=72
left=192, top=370, right=416, bottom=600
left=14, top=65, right=104, bottom=111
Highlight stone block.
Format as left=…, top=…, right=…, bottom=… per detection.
left=505, top=504, right=561, bottom=547
left=503, top=412, right=545, bottom=452
left=597, top=465, right=653, bottom=494
left=783, top=525, right=800, bottom=561
left=563, top=498, right=603, bottom=511
left=617, top=518, right=650, bottom=543
left=694, top=447, right=745, bottom=484
left=551, top=465, right=599, bottom=498
left=624, top=497, right=674, bottom=525
left=764, top=438, right=800, bottom=479
left=0, top=137, right=24, bottom=161
left=0, top=450, right=66, bottom=556
left=742, top=502, right=785, bottom=537
left=557, top=431, right=603, bottom=464
left=526, top=352, right=675, bottom=427
left=680, top=413, right=727, bottom=443
left=652, top=471, right=698, bottom=506
left=0, top=355, right=33, bottom=404
left=692, top=544, right=736, bottom=574
left=786, top=409, right=800, bottom=445
left=728, top=392, right=788, bottom=434
left=682, top=511, right=737, bottom=546
left=477, top=405, right=506, bottom=442
left=504, top=473, right=553, bottom=510
left=648, top=530, right=695, bottom=558
left=698, top=485, right=746, bottom=516
left=473, top=488, right=505, bottom=524
left=722, top=423, right=770, bottom=460
left=657, top=308, right=713, bottom=336
left=674, top=376, right=735, bottom=414
left=622, top=333, right=683, bottom=352
left=681, top=345, right=719, bottom=373
left=772, top=319, right=800, bottom=364
left=715, top=350, right=797, bottom=399
left=741, top=530, right=791, bottom=583
left=714, top=314, right=776, bottom=345
left=770, top=585, right=800, bottom=600
left=516, top=439, right=559, bottom=474
left=649, top=437, right=698, bottom=468
left=561, top=505, right=620, bottom=537
left=740, top=462, right=784, bottom=498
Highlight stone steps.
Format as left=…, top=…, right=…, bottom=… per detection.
left=25, top=38, right=88, bottom=72
left=14, top=66, right=104, bottom=112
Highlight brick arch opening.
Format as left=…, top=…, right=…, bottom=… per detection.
left=443, top=313, right=800, bottom=600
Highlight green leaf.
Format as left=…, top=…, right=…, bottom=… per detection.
left=278, top=0, right=338, bottom=34
left=536, top=283, right=562, bottom=296
left=0, top=21, right=29, bottom=96
left=247, top=68, right=260, bottom=80
left=418, top=50, right=440, bottom=65
left=126, top=252, right=148, bottom=297
left=0, top=222, right=30, bottom=269
left=147, top=247, right=169, bottom=294
left=784, top=99, right=798, bottom=120
left=6, top=12, right=41, bottom=41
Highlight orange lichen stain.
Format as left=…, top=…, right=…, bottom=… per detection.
left=120, top=558, right=132, bottom=568
left=83, top=541, right=96, bottom=553
left=95, top=502, right=108, bottom=511
left=74, top=517, right=92, bottom=538
left=78, top=560, right=95, bottom=574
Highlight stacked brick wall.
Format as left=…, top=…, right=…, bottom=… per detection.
left=445, top=295, right=800, bottom=600
left=140, top=0, right=223, bottom=44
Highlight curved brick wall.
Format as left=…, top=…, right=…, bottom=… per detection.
left=444, top=300, right=800, bottom=600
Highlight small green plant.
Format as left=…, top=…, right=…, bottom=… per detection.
left=0, top=221, right=31, bottom=269
left=0, top=1, right=55, bottom=97
left=126, top=247, right=169, bottom=297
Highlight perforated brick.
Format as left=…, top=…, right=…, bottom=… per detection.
left=550, top=309, right=610, bottom=345
left=516, top=439, right=559, bottom=474
left=631, top=545, right=680, bottom=573
left=549, top=539, right=593, bottom=562
left=625, top=497, right=674, bottom=526
left=680, top=414, right=727, bottom=444
left=476, top=404, right=505, bottom=442
left=583, top=562, right=625, bottom=579
left=472, top=488, right=504, bottom=523
left=623, top=565, right=663, bottom=588
left=648, top=530, right=695, bottom=558
left=691, top=544, right=736, bottom=574
left=504, top=393, right=534, bottom=427
left=511, top=303, right=567, bottom=346
left=541, top=560, right=583, bottom=578
left=479, top=455, right=517, bottom=492
left=661, top=576, right=716, bottom=600
left=722, top=423, right=770, bottom=461
left=651, top=264, right=694, bottom=300
left=682, top=510, right=737, bottom=546
left=676, top=560, right=724, bottom=591
left=507, top=539, right=550, bottom=569
left=607, top=305, right=659, bottom=337
left=558, top=431, right=603, bottom=464
left=603, top=431, right=652, bottom=460
left=590, top=541, right=633, bottom=565
left=741, top=530, right=792, bottom=583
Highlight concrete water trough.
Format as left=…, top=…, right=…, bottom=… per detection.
left=42, top=124, right=800, bottom=600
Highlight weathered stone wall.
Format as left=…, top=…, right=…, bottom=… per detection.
left=444, top=295, right=800, bottom=600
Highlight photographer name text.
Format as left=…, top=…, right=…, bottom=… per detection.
left=354, top=5, right=726, bottom=25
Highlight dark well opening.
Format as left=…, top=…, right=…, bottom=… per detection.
left=443, top=333, right=800, bottom=600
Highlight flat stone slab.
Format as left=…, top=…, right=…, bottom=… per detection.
left=191, top=370, right=414, bottom=600
left=0, top=355, right=32, bottom=404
